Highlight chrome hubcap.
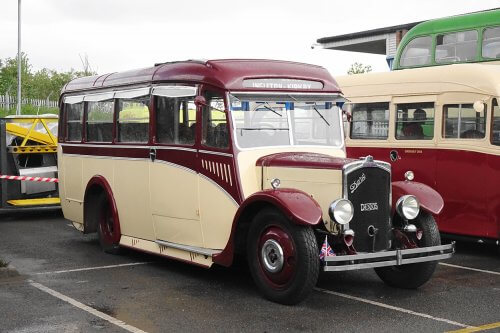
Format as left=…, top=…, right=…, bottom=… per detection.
left=261, top=239, right=284, bottom=273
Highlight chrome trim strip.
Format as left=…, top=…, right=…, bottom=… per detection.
left=61, top=143, right=151, bottom=149
left=63, top=153, right=148, bottom=161
left=199, top=149, right=233, bottom=157
left=155, top=146, right=197, bottom=152
left=323, top=243, right=455, bottom=272
left=154, top=159, right=197, bottom=174
left=155, top=239, right=221, bottom=257
left=198, top=173, right=239, bottom=207
left=61, top=143, right=199, bottom=153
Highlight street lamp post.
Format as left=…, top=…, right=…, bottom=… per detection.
left=17, top=0, right=21, bottom=115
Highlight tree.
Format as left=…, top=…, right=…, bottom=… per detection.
left=0, top=53, right=95, bottom=101
left=347, top=62, right=372, bottom=75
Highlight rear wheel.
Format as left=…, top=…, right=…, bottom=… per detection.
left=97, top=192, right=121, bottom=254
left=247, top=208, right=319, bottom=305
left=375, top=212, right=440, bottom=289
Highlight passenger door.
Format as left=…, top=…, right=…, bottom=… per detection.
left=388, top=100, right=437, bottom=185
left=197, top=87, right=239, bottom=250
left=149, top=86, right=204, bottom=247
left=435, top=102, right=488, bottom=237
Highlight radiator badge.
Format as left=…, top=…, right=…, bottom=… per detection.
left=361, top=202, right=378, bottom=211
left=350, top=173, right=366, bottom=194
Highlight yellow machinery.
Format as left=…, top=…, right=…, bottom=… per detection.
left=1, top=115, right=60, bottom=211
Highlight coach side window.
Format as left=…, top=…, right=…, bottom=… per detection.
left=492, top=98, right=500, bottom=146
left=482, top=27, right=500, bottom=59
left=86, top=95, right=114, bottom=143
left=443, top=104, right=486, bottom=139
left=400, top=36, right=432, bottom=67
left=436, top=30, right=478, bottom=63
left=350, top=102, right=389, bottom=140
left=63, top=96, right=84, bottom=142
left=116, top=88, right=150, bottom=143
left=395, top=102, right=434, bottom=140
left=154, top=86, right=197, bottom=145
left=202, top=92, right=229, bottom=149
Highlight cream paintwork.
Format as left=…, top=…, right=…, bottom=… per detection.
left=198, top=175, right=238, bottom=249
left=236, top=146, right=346, bottom=200
left=262, top=167, right=343, bottom=226
left=119, top=235, right=213, bottom=267
left=149, top=161, right=203, bottom=247
left=337, top=63, right=500, bottom=156
left=114, top=160, right=154, bottom=240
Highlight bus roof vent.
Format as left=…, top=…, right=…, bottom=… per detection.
left=154, top=59, right=208, bottom=67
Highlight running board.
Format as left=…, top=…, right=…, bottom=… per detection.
left=155, top=239, right=221, bottom=257
left=323, top=242, right=455, bottom=272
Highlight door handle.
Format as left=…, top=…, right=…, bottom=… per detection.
left=149, top=148, right=157, bottom=161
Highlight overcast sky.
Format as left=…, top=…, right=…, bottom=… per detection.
left=0, top=1, right=498, bottom=76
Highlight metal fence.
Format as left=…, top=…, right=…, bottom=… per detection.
left=0, top=94, right=58, bottom=111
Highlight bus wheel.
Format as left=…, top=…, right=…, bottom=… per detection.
left=97, top=192, right=121, bottom=255
left=375, top=212, right=440, bottom=289
left=247, top=208, right=319, bottom=305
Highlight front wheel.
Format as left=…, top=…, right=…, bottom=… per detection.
left=247, top=208, right=319, bottom=305
left=375, top=212, right=440, bottom=289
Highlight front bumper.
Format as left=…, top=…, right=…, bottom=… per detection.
left=323, top=242, right=455, bottom=272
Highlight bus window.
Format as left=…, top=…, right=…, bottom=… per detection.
left=492, top=98, right=500, bottom=145
left=86, top=99, right=114, bottom=142
left=482, top=27, right=500, bottom=59
left=400, top=36, right=432, bottom=67
left=203, top=92, right=229, bottom=149
left=65, top=101, right=83, bottom=142
left=443, top=103, right=486, bottom=139
left=117, top=96, right=150, bottom=143
left=155, top=93, right=197, bottom=145
left=350, top=103, right=389, bottom=140
left=395, top=102, right=434, bottom=140
left=436, top=30, right=478, bottom=63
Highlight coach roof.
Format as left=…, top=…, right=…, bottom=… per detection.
left=61, top=59, right=341, bottom=95
left=336, top=63, right=500, bottom=98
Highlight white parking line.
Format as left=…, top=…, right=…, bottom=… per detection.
left=35, top=262, right=153, bottom=275
left=315, top=287, right=472, bottom=329
left=439, top=263, right=500, bottom=276
left=29, top=281, right=148, bottom=333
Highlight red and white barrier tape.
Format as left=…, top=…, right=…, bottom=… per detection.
left=0, top=174, right=59, bottom=183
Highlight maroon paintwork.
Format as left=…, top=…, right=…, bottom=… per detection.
left=84, top=175, right=121, bottom=244
left=61, top=59, right=341, bottom=96
left=213, top=188, right=323, bottom=267
left=392, top=181, right=444, bottom=215
left=256, top=152, right=353, bottom=170
left=348, top=146, right=500, bottom=241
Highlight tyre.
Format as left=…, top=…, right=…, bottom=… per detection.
left=247, top=208, right=319, bottom=305
left=97, top=192, right=121, bottom=254
left=375, top=212, right=440, bottom=289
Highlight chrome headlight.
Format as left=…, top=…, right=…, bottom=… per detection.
left=396, top=195, right=420, bottom=220
left=328, top=199, right=354, bottom=225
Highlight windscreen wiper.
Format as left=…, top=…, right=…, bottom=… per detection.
left=313, top=104, right=330, bottom=126
left=256, top=103, right=282, bottom=117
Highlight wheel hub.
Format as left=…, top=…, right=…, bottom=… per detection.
left=261, top=239, right=284, bottom=273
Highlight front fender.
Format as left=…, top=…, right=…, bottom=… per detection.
left=212, top=188, right=323, bottom=267
left=238, top=188, right=323, bottom=226
left=392, top=181, right=444, bottom=215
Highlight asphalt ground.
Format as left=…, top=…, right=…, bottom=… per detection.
left=0, top=212, right=499, bottom=333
